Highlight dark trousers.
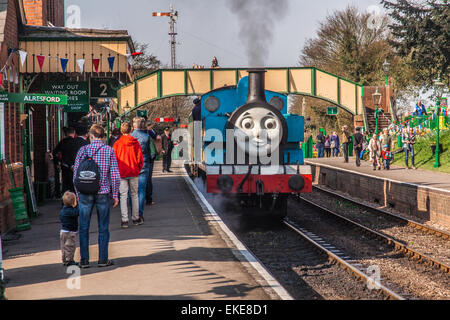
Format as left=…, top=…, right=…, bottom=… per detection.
left=163, top=153, right=172, bottom=171
left=61, top=167, right=74, bottom=193
left=343, top=143, right=349, bottom=162
left=354, top=147, right=362, bottom=166
left=325, top=148, right=331, bottom=157
left=146, top=161, right=154, bottom=203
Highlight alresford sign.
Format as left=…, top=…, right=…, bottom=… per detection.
left=0, top=92, right=68, bottom=105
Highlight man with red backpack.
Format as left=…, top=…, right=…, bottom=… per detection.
left=73, top=124, right=121, bottom=268
left=113, top=122, right=144, bottom=228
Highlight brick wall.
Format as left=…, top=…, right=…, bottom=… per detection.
left=0, top=0, right=24, bottom=234
left=23, top=0, right=64, bottom=26
left=308, top=162, right=450, bottom=228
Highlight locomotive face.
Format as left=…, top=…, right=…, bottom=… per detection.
left=233, top=104, right=283, bottom=157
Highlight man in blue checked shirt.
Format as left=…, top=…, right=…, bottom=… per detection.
left=73, top=124, right=121, bottom=268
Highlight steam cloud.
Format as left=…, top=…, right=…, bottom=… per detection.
left=227, top=0, right=289, bottom=67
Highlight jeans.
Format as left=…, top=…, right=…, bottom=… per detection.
left=146, top=161, right=154, bottom=203
left=404, top=145, right=415, bottom=167
left=78, top=194, right=110, bottom=262
left=138, top=167, right=149, bottom=217
left=360, top=150, right=365, bottom=160
left=317, top=144, right=324, bottom=158
left=384, top=159, right=390, bottom=169
left=332, top=147, right=339, bottom=157
left=325, top=148, right=331, bottom=157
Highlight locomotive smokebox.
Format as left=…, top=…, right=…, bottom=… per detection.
left=247, top=68, right=267, bottom=104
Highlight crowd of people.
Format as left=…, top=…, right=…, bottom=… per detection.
left=55, top=118, right=174, bottom=268
left=315, top=125, right=417, bottom=171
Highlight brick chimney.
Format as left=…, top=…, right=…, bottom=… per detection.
left=23, top=0, right=64, bottom=27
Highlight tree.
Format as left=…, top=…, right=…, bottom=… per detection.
left=299, top=6, right=392, bottom=86
left=131, top=40, right=161, bottom=77
left=381, top=0, right=449, bottom=85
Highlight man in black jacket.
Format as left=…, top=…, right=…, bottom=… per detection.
left=353, top=127, right=364, bottom=167
left=161, top=127, right=173, bottom=173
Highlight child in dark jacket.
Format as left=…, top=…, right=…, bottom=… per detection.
left=59, top=191, right=79, bottom=266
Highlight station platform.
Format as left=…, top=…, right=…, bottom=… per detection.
left=306, top=157, right=450, bottom=192
left=2, top=161, right=281, bottom=300
left=305, top=157, right=450, bottom=229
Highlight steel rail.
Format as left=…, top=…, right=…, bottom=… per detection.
left=283, top=218, right=405, bottom=300
left=313, top=185, right=450, bottom=240
left=297, top=195, right=450, bottom=274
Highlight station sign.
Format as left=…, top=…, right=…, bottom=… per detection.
left=0, top=92, right=68, bottom=105
left=41, top=82, right=89, bottom=112
left=327, top=106, right=338, bottom=115
left=90, top=78, right=120, bottom=98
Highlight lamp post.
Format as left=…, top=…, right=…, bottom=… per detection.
left=372, top=88, right=382, bottom=135
left=433, top=76, right=445, bottom=168
left=382, top=59, right=390, bottom=87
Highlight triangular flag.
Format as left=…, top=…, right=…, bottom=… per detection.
left=92, top=58, right=100, bottom=72
left=126, top=54, right=133, bottom=66
left=107, top=56, right=115, bottom=72
left=60, top=58, right=69, bottom=73
left=77, top=59, right=85, bottom=73
left=0, top=73, right=3, bottom=89
left=19, top=49, right=27, bottom=67
left=37, top=55, right=45, bottom=71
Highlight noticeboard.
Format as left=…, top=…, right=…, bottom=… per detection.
left=41, top=82, right=89, bottom=112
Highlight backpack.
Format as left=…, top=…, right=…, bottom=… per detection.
left=74, top=146, right=104, bottom=195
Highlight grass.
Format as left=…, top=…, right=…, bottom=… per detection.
left=391, top=129, right=450, bottom=174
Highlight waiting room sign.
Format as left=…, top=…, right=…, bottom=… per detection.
left=41, top=82, right=89, bottom=112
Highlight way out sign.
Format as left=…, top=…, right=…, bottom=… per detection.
left=0, top=92, right=68, bottom=105
left=41, top=82, right=89, bottom=112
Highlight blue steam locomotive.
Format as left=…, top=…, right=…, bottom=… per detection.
left=188, top=69, right=312, bottom=217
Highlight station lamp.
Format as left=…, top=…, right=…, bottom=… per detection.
left=372, top=88, right=382, bottom=134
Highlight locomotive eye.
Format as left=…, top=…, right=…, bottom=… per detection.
left=263, top=117, right=277, bottom=130
left=241, top=118, right=254, bottom=130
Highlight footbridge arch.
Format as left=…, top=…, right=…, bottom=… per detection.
left=118, top=67, right=364, bottom=117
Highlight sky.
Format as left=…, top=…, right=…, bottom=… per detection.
left=65, top=0, right=385, bottom=68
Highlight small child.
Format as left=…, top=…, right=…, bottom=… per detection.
left=59, top=191, right=79, bottom=266
left=382, top=144, right=392, bottom=170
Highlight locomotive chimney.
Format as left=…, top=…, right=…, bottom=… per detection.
left=247, top=68, right=267, bottom=104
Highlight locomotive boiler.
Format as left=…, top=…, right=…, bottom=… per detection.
left=188, top=69, right=312, bottom=217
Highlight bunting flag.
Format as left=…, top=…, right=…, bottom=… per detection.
left=77, top=59, right=85, bottom=73
left=126, top=54, right=134, bottom=66
left=131, top=52, right=143, bottom=56
left=19, top=50, right=27, bottom=67
left=37, top=55, right=46, bottom=71
left=92, top=58, right=100, bottom=72
left=0, top=73, right=3, bottom=89
left=60, top=58, right=69, bottom=73
left=107, top=56, right=115, bottom=72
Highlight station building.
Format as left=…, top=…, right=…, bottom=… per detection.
left=0, top=0, right=134, bottom=233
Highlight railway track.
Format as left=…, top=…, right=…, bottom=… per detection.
left=289, top=194, right=450, bottom=299
left=283, top=218, right=405, bottom=300
left=299, top=187, right=450, bottom=274
left=312, top=185, right=450, bottom=241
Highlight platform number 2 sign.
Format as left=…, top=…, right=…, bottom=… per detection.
left=99, top=83, right=108, bottom=97
left=90, top=78, right=119, bottom=98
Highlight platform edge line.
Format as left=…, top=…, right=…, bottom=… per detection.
left=183, top=175, right=294, bottom=301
